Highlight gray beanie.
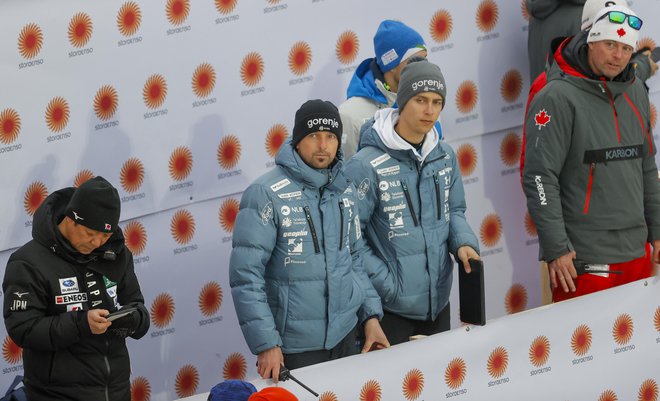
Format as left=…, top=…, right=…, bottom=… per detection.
left=396, top=60, right=446, bottom=110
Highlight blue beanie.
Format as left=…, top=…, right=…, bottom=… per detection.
left=208, top=380, right=257, bottom=401
left=373, top=20, right=426, bottom=73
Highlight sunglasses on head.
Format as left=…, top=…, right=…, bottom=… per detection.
left=596, top=10, right=643, bottom=30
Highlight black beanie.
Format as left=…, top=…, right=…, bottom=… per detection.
left=291, top=99, right=343, bottom=148
left=65, top=176, right=121, bottom=233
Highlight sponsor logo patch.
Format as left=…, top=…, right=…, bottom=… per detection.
left=370, top=153, right=391, bottom=167
left=55, top=292, right=88, bottom=305
left=278, top=191, right=302, bottom=199
left=59, top=277, right=79, bottom=294
left=261, top=202, right=273, bottom=225
left=270, top=178, right=290, bottom=192
left=357, top=178, right=370, bottom=200
left=67, top=303, right=83, bottom=312
left=534, top=109, right=551, bottom=130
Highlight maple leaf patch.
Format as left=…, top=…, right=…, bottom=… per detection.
left=534, top=109, right=551, bottom=130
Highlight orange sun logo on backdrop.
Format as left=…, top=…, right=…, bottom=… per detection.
left=318, top=392, right=339, bottom=401
left=192, top=63, right=216, bottom=98
left=336, top=31, right=360, bottom=65
left=402, top=368, right=424, bottom=400
left=94, top=85, right=119, bottom=121
left=150, top=293, right=175, bottom=328
left=215, top=0, right=237, bottom=14
left=131, top=376, right=151, bottom=401
left=45, top=97, right=70, bottom=133
left=456, top=143, right=477, bottom=177
left=500, top=70, right=523, bottom=103
left=654, top=306, right=660, bottom=334
left=487, top=346, right=508, bottom=378
left=73, top=170, right=94, bottom=187
left=117, top=1, right=142, bottom=37
left=120, top=157, right=145, bottom=193
left=240, top=52, right=264, bottom=87
left=599, top=390, right=618, bottom=401
left=639, top=379, right=659, bottom=401
left=175, top=364, right=199, bottom=399
left=429, top=10, right=453, bottom=43
left=528, top=335, right=551, bottom=367
left=612, top=313, right=634, bottom=345
left=521, top=0, right=530, bottom=21
left=169, top=146, right=193, bottom=182
left=17, top=23, right=43, bottom=59
left=24, top=181, right=48, bottom=216
left=360, top=379, right=382, bottom=401
left=2, top=336, right=22, bottom=365
left=123, top=220, right=147, bottom=256
left=223, top=352, right=247, bottom=380
left=524, top=211, right=537, bottom=237
left=68, top=12, right=93, bottom=48
left=505, top=283, right=528, bottom=314
left=638, top=37, right=657, bottom=53
left=455, top=81, right=479, bottom=114
left=0, top=108, right=21, bottom=144
left=500, top=132, right=521, bottom=166
left=571, top=324, right=592, bottom=356
left=199, top=281, right=223, bottom=316
left=480, top=213, right=502, bottom=248
left=266, top=124, right=288, bottom=157
left=143, top=74, right=168, bottom=110
left=167, top=0, right=190, bottom=26
left=288, top=41, right=313, bottom=76
left=650, top=103, right=657, bottom=130
left=219, top=198, right=240, bottom=233
left=444, top=358, right=467, bottom=390
left=170, top=209, right=196, bottom=245
left=217, top=135, right=242, bottom=170
left=476, top=0, right=499, bottom=33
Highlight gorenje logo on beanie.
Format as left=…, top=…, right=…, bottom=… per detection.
left=412, top=79, right=445, bottom=92
left=307, top=117, right=340, bottom=130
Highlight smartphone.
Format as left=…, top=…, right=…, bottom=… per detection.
left=458, top=258, right=486, bottom=325
left=651, top=47, right=660, bottom=63
left=106, top=306, right=137, bottom=322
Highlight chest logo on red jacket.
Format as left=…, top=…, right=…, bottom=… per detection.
left=534, top=109, right=551, bottom=130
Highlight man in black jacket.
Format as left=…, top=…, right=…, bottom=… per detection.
left=3, top=176, right=150, bottom=401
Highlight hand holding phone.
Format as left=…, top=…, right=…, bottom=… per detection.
left=106, top=306, right=138, bottom=322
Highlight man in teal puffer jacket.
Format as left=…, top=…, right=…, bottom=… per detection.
left=344, top=60, right=480, bottom=345
left=230, top=100, right=389, bottom=382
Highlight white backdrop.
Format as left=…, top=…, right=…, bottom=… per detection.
left=0, top=1, right=658, bottom=400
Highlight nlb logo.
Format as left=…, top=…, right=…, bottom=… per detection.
left=45, top=97, right=70, bottom=133
left=2, top=336, right=22, bottom=365
left=265, top=124, right=288, bottom=158
left=500, top=70, right=523, bottom=103
left=24, top=181, right=48, bottom=216
left=199, top=281, right=223, bottom=316
left=219, top=198, right=240, bottom=233
left=360, top=379, right=382, bottom=401
left=500, top=132, right=521, bottom=166
left=17, top=23, right=43, bottom=59
left=336, top=31, right=359, bottom=65
left=215, top=0, right=238, bottom=15
left=170, top=209, right=196, bottom=245
left=444, top=358, right=466, bottom=389
left=456, top=143, right=477, bottom=177
left=120, top=157, right=145, bottom=193
left=167, top=0, right=190, bottom=26
left=455, top=80, right=478, bottom=114
left=73, top=170, right=95, bottom=188
left=223, top=352, right=247, bottom=380
left=480, top=213, right=502, bottom=248
left=123, top=220, right=147, bottom=256
left=319, top=392, right=339, bottom=401
left=476, top=0, right=499, bottom=33
left=240, top=52, right=264, bottom=87
left=68, top=12, right=93, bottom=48
left=143, top=74, right=168, bottom=109
left=169, top=146, right=193, bottom=182
left=402, top=368, right=424, bottom=400
left=487, top=346, right=508, bottom=378
left=0, top=108, right=21, bottom=144
left=521, top=0, right=530, bottom=21
left=94, top=85, right=119, bottom=121
left=117, top=1, right=142, bottom=37
left=150, top=293, right=175, bottom=328
left=130, top=376, right=151, bottom=401
left=192, top=63, right=216, bottom=98
left=505, top=283, right=528, bottom=314
left=524, top=211, right=537, bottom=237
left=571, top=324, right=592, bottom=356
left=612, top=313, right=634, bottom=345
left=429, top=9, right=453, bottom=43
left=528, top=335, right=551, bottom=367
left=217, top=135, right=242, bottom=170
left=289, top=41, right=312, bottom=76
left=639, top=379, right=659, bottom=401
left=175, top=364, right=199, bottom=398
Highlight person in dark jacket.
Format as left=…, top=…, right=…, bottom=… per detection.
left=344, top=60, right=480, bottom=345
left=3, top=176, right=150, bottom=401
left=523, top=6, right=660, bottom=302
left=229, top=100, right=388, bottom=383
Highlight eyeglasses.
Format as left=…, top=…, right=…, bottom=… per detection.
left=595, top=10, right=643, bottom=30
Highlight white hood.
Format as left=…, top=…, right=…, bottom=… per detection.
left=371, top=108, right=439, bottom=162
